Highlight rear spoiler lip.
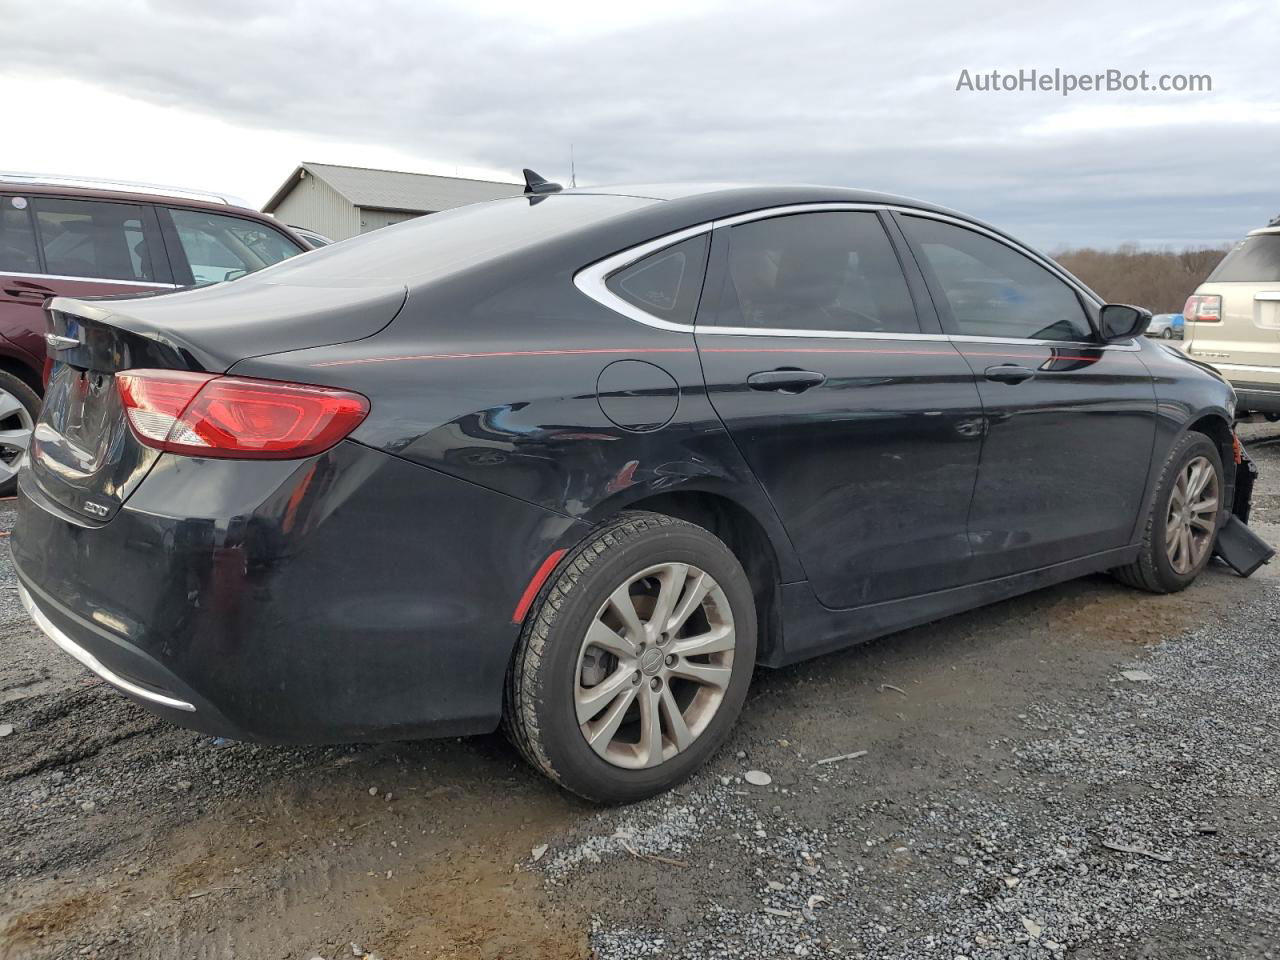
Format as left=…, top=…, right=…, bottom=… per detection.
left=45, top=281, right=409, bottom=375
left=45, top=297, right=206, bottom=373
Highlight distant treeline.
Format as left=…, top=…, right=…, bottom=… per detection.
left=1052, top=246, right=1230, bottom=314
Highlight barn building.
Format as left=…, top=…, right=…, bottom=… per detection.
left=262, top=162, right=521, bottom=242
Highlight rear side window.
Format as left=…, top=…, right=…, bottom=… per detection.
left=900, top=216, right=1093, bottom=342
left=716, top=211, right=919, bottom=334
left=0, top=197, right=39, bottom=273
left=1207, top=234, right=1280, bottom=282
left=169, top=209, right=303, bottom=286
left=605, top=234, right=709, bottom=325
left=32, top=198, right=157, bottom=282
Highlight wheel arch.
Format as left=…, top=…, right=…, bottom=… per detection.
left=0, top=348, right=44, bottom=397
left=602, top=489, right=787, bottom=667
left=1183, top=409, right=1236, bottom=494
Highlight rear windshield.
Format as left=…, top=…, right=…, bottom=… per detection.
left=253, top=194, right=656, bottom=286
left=1207, top=234, right=1280, bottom=282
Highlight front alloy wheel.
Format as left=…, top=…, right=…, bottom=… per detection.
left=505, top=512, right=756, bottom=804
left=1165, top=455, right=1219, bottom=574
left=1113, top=431, right=1224, bottom=593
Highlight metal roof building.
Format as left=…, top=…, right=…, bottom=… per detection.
left=262, top=162, right=522, bottom=241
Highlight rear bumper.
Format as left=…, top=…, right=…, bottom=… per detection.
left=12, top=440, right=586, bottom=743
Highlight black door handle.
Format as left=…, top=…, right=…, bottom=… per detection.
left=746, top=369, right=826, bottom=393
left=984, top=364, right=1036, bottom=384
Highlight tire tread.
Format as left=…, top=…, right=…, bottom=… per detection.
left=502, top=512, right=686, bottom=789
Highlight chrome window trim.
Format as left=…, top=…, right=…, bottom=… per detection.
left=698, top=326, right=950, bottom=342
left=18, top=584, right=196, bottom=712
left=0, top=270, right=178, bottom=289
left=572, top=223, right=713, bottom=333
left=574, top=201, right=1121, bottom=350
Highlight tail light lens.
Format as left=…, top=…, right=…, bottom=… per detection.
left=117, top=369, right=369, bottom=459
left=1183, top=294, right=1222, bottom=323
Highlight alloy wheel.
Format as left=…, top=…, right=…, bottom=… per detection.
left=1165, top=455, right=1219, bottom=574
left=574, top=562, right=736, bottom=769
left=0, top=388, right=34, bottom=485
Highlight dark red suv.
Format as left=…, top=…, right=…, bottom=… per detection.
left=0, top=175, right=308, bottom=494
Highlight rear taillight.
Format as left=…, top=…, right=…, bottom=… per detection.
left=116, top=369, right=369, bottom=459
left=1183, top=294, right=1222, bottom=323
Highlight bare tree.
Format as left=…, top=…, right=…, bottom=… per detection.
left=1052, top=246, right=1231, bottom=313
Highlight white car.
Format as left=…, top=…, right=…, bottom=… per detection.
left=1183, top=221, right=1280, bottom=420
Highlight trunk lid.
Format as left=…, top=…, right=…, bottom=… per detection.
left=26, top=278, right=405, bottom=523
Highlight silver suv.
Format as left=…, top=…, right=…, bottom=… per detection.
left=1183, top=222, right=1280, bottom=420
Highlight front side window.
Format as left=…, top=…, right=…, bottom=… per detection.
left=716, top=211, right=919, bottom=334
left=32, top=198, right=156, bottom=282
left=0, top=197, right=39, bottom=273
left=900, top=216, right=1093, bottom=342
left=169, top=209, right=303, bottom=286
left=605, top=234, right=709, bottom=325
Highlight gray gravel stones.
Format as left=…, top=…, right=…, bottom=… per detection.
left=556, top=583, right=1280, bottom=959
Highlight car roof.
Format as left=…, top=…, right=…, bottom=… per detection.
left=564, top=181, right=957, bottom=213
left=0, top=179, right=272, bottom=220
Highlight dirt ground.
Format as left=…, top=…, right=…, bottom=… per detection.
left=1, top=422, right=1278, bottom=960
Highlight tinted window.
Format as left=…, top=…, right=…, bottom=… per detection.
left=0, top=197, right=39, bottom=273
left=605, top=234, right=709, bottom=325
left=32, top=198, right=156, bottom=282
left=717, top=212, right=918, bottom=333
left=901, top=216, right=1092, bottom=342
left=1207, top=234, right=1280, bottom=282
left=169, top=209, right=303, bottom=286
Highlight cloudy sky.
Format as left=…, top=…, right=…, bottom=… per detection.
left=3, top=0, right=1276, bottom=249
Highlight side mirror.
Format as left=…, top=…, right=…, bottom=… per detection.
left=1099, top=303, right=1151, bottom=342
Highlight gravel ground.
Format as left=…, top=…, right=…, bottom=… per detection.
left=0, top=422, right=1277, bottom=960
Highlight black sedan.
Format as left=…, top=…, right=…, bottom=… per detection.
left=12, top=179, right=1260, bottom=803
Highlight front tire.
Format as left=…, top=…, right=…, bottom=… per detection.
left=1160, top=327, right=1174, bottom=339
left=1112, top=431, right=1224, bottom=593
left=504, top=512, right=757, bottom=804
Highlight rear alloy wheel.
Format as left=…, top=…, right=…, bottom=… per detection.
left=505, top=512, right=756, bottom=803
left=575, top=561, right=735, bottom=770
left=1113, top=431, right=1224, bottom=593
left=0, top=372, right=39, bottom=497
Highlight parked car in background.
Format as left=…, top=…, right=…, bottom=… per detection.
left=0, top=174, right=309, bottom=493
left=12, top=180, right=1261, bottom=804
left=289, top=225, right=334, bottom=249
left=1184, top=223, right=1280, bottom=420
left=1146, top=313, right=1183, bottom=339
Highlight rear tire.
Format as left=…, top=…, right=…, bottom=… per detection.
left=504, top=511, right=757, bottom=804
left=0, top=371, right=39, bottom=497
left=1112, top=432, right=1224, bottom=593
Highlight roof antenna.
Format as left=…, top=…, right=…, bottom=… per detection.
left=570, top=145, right=577, bottom=188
left=523, top=168, right=563, bottom=195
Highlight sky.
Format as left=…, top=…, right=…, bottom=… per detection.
left=2, top=0, right=1277, bottom=250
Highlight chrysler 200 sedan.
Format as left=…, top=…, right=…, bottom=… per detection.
left=12, top=179, right=1261, bottom=803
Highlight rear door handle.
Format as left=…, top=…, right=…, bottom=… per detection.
left=746, top=369, right=826, bottom=393
left=984, top=364, right=1036, bottom=384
